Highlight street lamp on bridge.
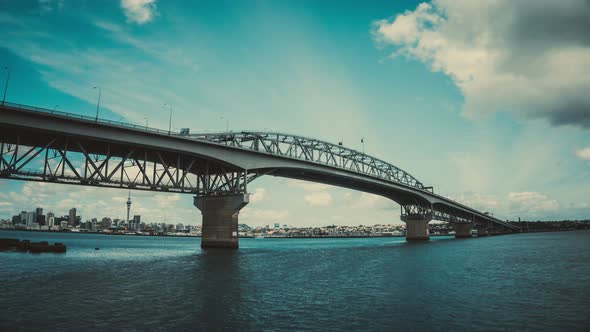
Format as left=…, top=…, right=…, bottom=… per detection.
left=220, top=115, right=228, bottom=134
left=163, top=103, right=173, bottom=135
left=2, top=66, right=10, bottom=106
left=93, top=86, right=101, bottom=122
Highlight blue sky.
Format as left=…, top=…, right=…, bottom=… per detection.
left=1, top=0, right=589, bottom=226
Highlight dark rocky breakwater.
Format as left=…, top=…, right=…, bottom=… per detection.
left=0, top=238, right=66, bottom=253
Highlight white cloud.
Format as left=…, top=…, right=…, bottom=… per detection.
left=304, top=192, right=333, bottom=207
left=38, top=0, right=64, bottom=13
left=121, top=0, right=158, bottom=25
left=575, top=147, right=590, bottom=160
left=0, top=17, right=203, bottom=128
left=287, top=179, right=330, bottom=192
left=448, top=192, right=499, bottom=212
left=249, top=188, right=269, bottom=203
left=507, top=191, right=560, bottom=214
left=241, top=208, right=289, bottom=223
left=344, top=192, right=393, bottom=210
left=373, top=0, right=590, bottom=128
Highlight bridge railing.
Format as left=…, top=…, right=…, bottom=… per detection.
left=1, top=102, right=174, bottom=136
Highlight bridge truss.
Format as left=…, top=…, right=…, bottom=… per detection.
left=0, top=136, right=260, bottom=195
left=190, top=132, right=431, bottom=191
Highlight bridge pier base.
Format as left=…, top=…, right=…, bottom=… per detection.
left=194, top=194, right=249, bottom=249
left=403, top=216, right=430, bottom=241
left=455, top=223, right=473, bottom=238
left=477, top=224, right=489, bottom=237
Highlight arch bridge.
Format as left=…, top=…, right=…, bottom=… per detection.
left=0, top=102, right=520, bottom=248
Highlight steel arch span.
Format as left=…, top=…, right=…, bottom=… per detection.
left=0, top=102, right=520, bottom=245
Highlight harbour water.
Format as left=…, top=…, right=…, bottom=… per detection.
left=1, top=230, right=589, bottom=331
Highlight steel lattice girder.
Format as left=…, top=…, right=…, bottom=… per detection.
left=0, top=135, right=259, bottom=195
left=189, top=132, right=428, bottom=191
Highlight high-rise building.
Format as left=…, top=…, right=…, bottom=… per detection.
left=36, top=214, right=45, bottom=226
left=68, top=208, right=77, bottom=226
left=35, top=207, right=43, bottom=219
left=46, top=212, right=55, bottom=224
left=133, top=215, right=141, bottom=230
left=20, top=211, right=27, bottom=225
left=26, top=211, right=36, bottom=226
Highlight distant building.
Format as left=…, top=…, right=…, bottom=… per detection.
left=68, top=208, right=76, bottom=226
left=101, top=217, right=112, bottom=229
left=20, top=211, right=27, bottom=225
left=46, top=212, right=55, bottom=224
left=274, top=223, right=280, bottom=229
left=133, top=215, right=141, bottom=230
left=54, top=216, right=67, bottom=226
left=26, top=211, right=36, bottom=226
left=35, top=207, right=43, bottom=219
left=36, top=214, right=46, bottom=226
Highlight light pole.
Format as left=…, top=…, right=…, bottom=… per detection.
left=361, top=137, right=365, bottom=154
left=93, top=86, right=101, bottom=122
left=144, top=117, right=149, bottom=130
left=164, top=103, right=172, bottom=135
left=220, top=115, right=228, bottom=133
left=2, top=66, right=9, bottom=106
left=53, top=105, right=59, bottom=111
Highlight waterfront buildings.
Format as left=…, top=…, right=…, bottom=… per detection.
left=68, top=208, right=76, bottom=227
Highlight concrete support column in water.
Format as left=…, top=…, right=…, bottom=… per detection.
left=477, top=224, right=489, bottom=237
left=402, top=215, right=430, bottom=241
left=455, top=223, right=473, bottom=238
left=194, top=193, right=249, bottom=249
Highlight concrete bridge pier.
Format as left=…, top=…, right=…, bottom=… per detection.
left=402, top=215, right=431, bottom=241
left=477, top=224, right=489, bottom=237
left=455, top=223, right=473, bottom=238
left=194, top=193, right=249, bottom=249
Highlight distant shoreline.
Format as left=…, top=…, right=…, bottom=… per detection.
left=1, top=228, right=407, bottom=239
left=1, top=228, right=587, bottom=240
left=0, top=229, right=201, bottom=238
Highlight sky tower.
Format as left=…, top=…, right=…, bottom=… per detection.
left=126, top=190, right=132, bottom=224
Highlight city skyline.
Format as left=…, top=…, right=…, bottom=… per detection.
left=0, top=0, right=589, bottom=227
